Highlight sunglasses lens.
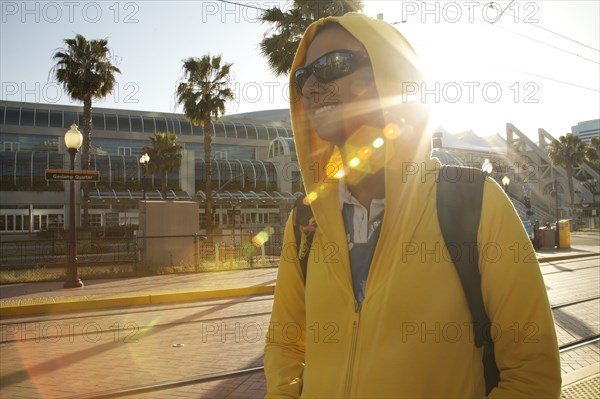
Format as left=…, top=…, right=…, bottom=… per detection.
left=295, top=51, right=366, bottom=95
left=312, top=52, right=354, bottom=83
left=295, top=68, right=309, bottom=93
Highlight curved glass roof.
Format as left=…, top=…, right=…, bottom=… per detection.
left=268, top=137, right=297, bottom=160
left=88, top=189, right=192, bottom=201
left=196, top=190, right=297, bottom=203
left=0, top=103, right=293, bottom=141
left=431, top=149, right=466, bottom=166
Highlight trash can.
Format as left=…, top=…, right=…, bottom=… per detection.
left=539, top=227, right=556, bottom=249
left=558, top=219, right=571, bottom=249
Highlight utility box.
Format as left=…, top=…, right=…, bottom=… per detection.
left=558, top=219, right=571, bottom=249
left=539, top=227, right=556, bottom=249
left=139, top=201, right=199, bottom=270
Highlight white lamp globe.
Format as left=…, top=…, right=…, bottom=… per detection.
left=482, top=159, right=493, bottom=175
left=64, top=123, right=83, bottom=150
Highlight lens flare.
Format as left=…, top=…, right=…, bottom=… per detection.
left=252, top=226, right=275, bottom=246
left=349, top=157, right=361, bottom=168
left=358, top=146, right=372, bottom=159
left=305, top=192, right=318, bottom=204
left=384, top=123, right=400, bottom=140
left=372, top=137, right=384, bottom=148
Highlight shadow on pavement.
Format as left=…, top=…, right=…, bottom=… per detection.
left=554, top=307, right=598, bottom=342
left=1, top=283, right=272, bottom=392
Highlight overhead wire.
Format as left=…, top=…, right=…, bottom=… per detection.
left=389, top=1, right=599, bottom=93
left=480, top=0, right=600, bottom=52
left=405, top=39, right=600, bottom=93
left=216, top=0, right=268, bottom=12
left=218, top=0, right=599, bottom=93
left=220, top=0, right=599, bottom=56
left=490, top=0, right=516, bottom=24
left=220, top=0, right=599, bottom=57
left=498, top=66, right=599, bottom=93
left=487, top=21, right=599, bottom=65
left=409, top=0, right=599, bottom=65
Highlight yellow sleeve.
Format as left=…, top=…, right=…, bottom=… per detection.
left=264, top=215, right=306, bottom=398
left=480, top=179, right=561, bottom=398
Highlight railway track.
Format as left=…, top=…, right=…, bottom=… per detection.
left=49, top=295, right=598, bottom=399
left=69, top=334, right=600, bottom=399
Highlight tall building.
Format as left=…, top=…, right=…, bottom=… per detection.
left=571, top=119, right=600, bottom=143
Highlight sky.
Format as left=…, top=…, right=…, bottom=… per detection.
left=1, top=0, right=599, bottom=141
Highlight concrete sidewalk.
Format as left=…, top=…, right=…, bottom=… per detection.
left=1, top=244, right=598, bottom=317
left=0, top=267, right=278, bottom=316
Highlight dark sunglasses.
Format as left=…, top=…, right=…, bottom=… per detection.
left=294, top=50, right=369, bottom=95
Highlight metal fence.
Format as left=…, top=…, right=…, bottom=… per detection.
left=135, top=232, right=284, bottom=273
left=0, top=236, right=137, bottom=269
left=0, top=231, right=283, bottom=278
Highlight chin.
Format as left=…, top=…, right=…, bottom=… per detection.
left=310, top=113, right=346, bottom=145
left=313, top=123, right=346, bottom=146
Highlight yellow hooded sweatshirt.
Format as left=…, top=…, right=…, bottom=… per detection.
left=264, top=13, right=561, bottom=399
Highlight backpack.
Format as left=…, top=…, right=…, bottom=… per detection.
left=291, top=165, right=500, bottom=395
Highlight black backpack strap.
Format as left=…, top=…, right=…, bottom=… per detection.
left=436, top=165, right=499, bottom=395
left=292, top=194, right=315, bottom=284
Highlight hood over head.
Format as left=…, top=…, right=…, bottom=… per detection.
left=290, top=13, right=440, bottom=246
left=290, top=13, right=436, bottom=201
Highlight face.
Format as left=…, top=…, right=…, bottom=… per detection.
left=299, top=26, right=384, bottom=147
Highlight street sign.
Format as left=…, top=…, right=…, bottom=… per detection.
left=45, top=169, right=100, bottom=182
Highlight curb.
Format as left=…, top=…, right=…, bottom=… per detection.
left=1, top=252, right=597, bottom=317
left=538, top=252, right=599, bottom=263
left=561, top=363, right=600, bottom=389
left=0, top=285, right=275, bottom=317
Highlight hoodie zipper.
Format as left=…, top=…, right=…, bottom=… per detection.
left=344, top=303, right=362, bottom=398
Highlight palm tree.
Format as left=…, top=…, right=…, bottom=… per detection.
left=259, top=0, right=363, bottom=76
left=548, top=134, right=587, bottom=210
left=585, top=136, right=600, bottom=168
left=51, top=34, right=121, bottom=227
left=142, top=132, right=183, bottom=195
left=175, top=55, right=234, bottom=236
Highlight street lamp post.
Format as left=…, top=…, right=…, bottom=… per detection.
left=230, top=200, right=242, bottom=246
left=232, top=202, right=237, bottom=238
left=584, top=178, right=599, bottom=227
left=554, top=179, right=560, bottom=224
left=140, top=153, right=150, bottom=200
left=64, top=123, right=84, bottom=288
left=482, top=158, right=493, bottom=176
left=591, top=179, right=598, bottom=206
left=502, top=176, right=510, bottom=194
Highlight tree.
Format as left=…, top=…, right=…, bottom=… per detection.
left=142, top=132, right=183, bottom=195
left=51, top=34, right=121, bottom=227
left=259, top=0, right=363, bottom=76
left=585, top=136, right=600, bottom=169
left=548, top=134, right=587, bottom=210
left=175, top=55, right=234, bottom=236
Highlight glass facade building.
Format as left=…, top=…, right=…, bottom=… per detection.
left=0, top=101, right=299, bottom=234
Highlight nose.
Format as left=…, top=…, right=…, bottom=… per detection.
left=303, top=78, right=331, bottom=103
